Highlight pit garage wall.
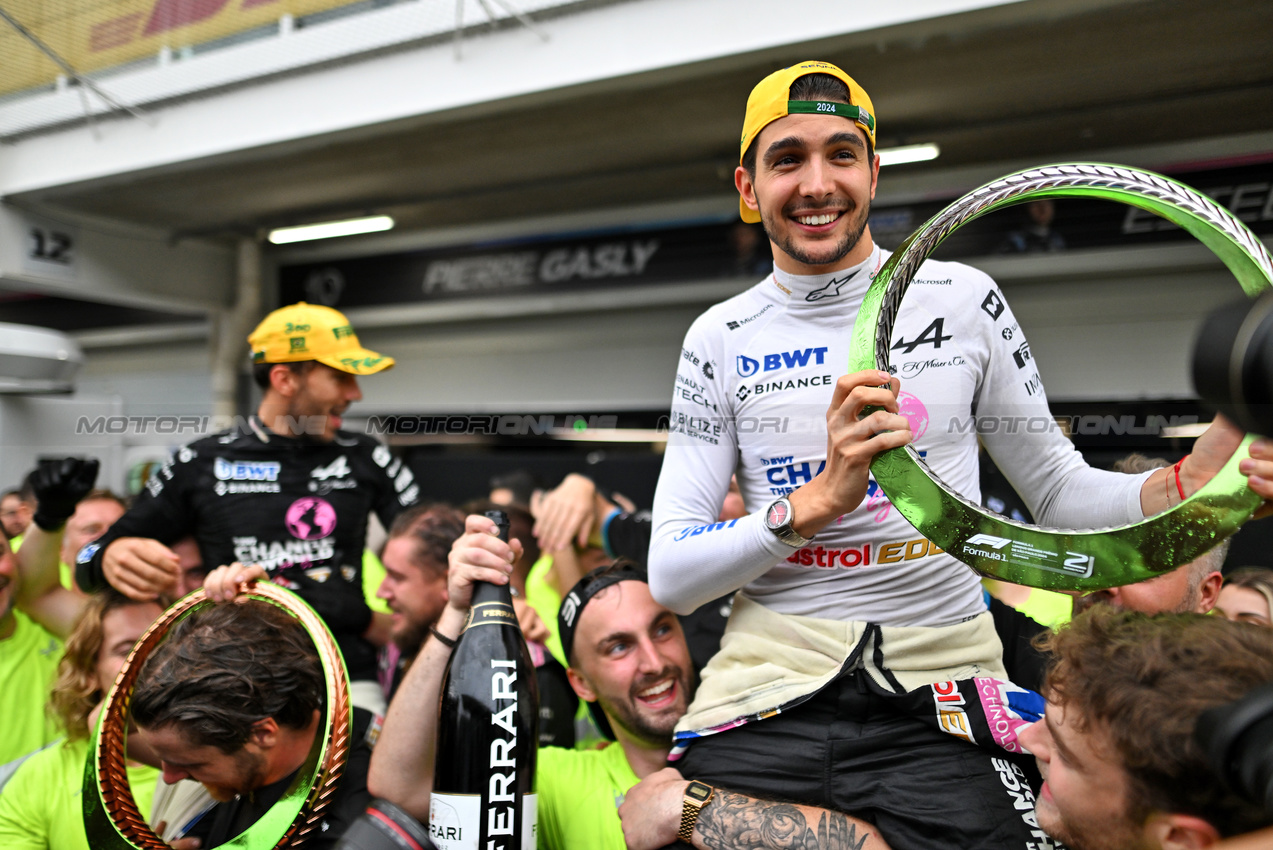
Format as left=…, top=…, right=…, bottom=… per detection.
left=65, top=241, right=1253, bottom=424
left=344, top=243, right=1248, bottom=417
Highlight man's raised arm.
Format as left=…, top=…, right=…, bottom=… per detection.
left=367, top=513, right=520, bottom=819
left=14, top=458, right=100, bottom=638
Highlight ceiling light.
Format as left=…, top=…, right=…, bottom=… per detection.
left=877, top=143, right=940, bottom=167
left=268, top=215, right=394, bottom=244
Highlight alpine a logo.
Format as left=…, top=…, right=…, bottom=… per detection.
left=311, top=455, right=351, bottom=481
left=214, top=458, right=281, bottom=482
left=737, top=347, right=829, bottom=377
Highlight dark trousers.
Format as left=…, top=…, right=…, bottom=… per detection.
left=674, top=669, right=1055, bottom=850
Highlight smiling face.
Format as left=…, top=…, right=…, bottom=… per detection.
left=273, top=363, right=362, bottom=441
left=377, top=535, right=449, bottom=656
left=736, top=112, right=879, bottom=275
left=1018, top=704, right=1149, bottom=850
left=566, top=581, right=694, bottom=746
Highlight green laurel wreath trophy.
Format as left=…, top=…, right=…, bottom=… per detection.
left=849, top=163, right=1273, bottom=591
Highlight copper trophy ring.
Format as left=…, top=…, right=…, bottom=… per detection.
left=83, top=581, right=352, bottom=849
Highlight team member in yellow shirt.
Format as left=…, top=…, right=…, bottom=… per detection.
left=0, top=590, right=165, bottom=850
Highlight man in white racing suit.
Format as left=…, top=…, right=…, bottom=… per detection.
left=648, top=61, right=1266, bottom=849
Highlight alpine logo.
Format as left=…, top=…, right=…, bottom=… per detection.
left=891, top=318, right=952, bottom=354
left=981, top=290, right=1005, bottom=321
left=804, top=272, right=858, bottom=302
left=309, top=454, right=357, bottom=494
left=736, top=347, right=829, bottom=377
left=214, top=458, right=281, bottom=482
left=1012, top=341, right=1032, bottom=370
left=311, top=455, right=351, bottom=481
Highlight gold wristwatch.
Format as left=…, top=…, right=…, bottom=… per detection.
left=678, top=780, right=715, bottom=843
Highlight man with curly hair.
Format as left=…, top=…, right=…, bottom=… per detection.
left=1019, top=607, right=1273, bottom=849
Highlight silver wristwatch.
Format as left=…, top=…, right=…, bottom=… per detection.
left=764, top=498, right=810, bottom=548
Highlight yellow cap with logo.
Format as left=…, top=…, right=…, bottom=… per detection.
left=738, top=60, right=877, bottom=223
left=248, top=302, right=395, bottom=375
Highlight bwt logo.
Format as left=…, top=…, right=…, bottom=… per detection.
left=736, top=347, right=828, bottom=377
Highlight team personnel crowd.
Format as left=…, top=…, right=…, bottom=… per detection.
left=2, top=59, right=1273, bottom=850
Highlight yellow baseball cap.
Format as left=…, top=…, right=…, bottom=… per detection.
left=738, top=60, right=877, bottom=223
left=248, top=302, right=394, bottom=375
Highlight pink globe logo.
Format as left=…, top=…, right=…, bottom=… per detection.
left=897, top=391, right=929, bottom=441
left=285, top=497, right=337, bottom=540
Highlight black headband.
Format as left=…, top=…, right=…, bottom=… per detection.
left=556, top=562, right=649, bottom=742
left=558, top=563, right=649, bottom=665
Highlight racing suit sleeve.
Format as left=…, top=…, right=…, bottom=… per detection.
left=972, top=282, right=1149, bottom=528
left=75, top=449, right=196, bottom=592
left=648, top=321, right=792, bottom=615
left=367, top=443, right=421, bottom=530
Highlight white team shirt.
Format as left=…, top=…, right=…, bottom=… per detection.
left=649, top=244, right=1148, bottom=627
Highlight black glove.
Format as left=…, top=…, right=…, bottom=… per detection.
left=27, top=457, right=100, bottom=531
left=286, top=569, right=374, bottom=637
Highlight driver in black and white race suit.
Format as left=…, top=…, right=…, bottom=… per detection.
left=647, top=61, right=1267, bottom=850
left=77, top=303, right=420, bottom=714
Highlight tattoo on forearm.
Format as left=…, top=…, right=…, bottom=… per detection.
left=695, top=789, right=870, bottom=850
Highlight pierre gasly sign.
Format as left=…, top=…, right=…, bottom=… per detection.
left=278, top=221, right=767, bottom=308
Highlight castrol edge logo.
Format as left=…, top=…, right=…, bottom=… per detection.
left=784, top=536, right=943, bottom=569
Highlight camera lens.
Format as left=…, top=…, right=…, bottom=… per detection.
left=1193, top=293, right=1273, bottom=436
left=1195, top=681, right=1273, bottom=816
left=336, top=799, right=436, bottom=850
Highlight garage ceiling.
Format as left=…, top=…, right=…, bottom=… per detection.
left=11, top=0, right=1273, bottom=240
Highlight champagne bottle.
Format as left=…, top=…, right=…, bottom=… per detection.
left=430, top=510, right=539, bottom=850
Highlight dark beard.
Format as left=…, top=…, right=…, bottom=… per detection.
left=394, top=615, right=431, bottom=660
left=762, top=200, right=871, bottom=268
left=595, top=666, right=695, bottom=746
